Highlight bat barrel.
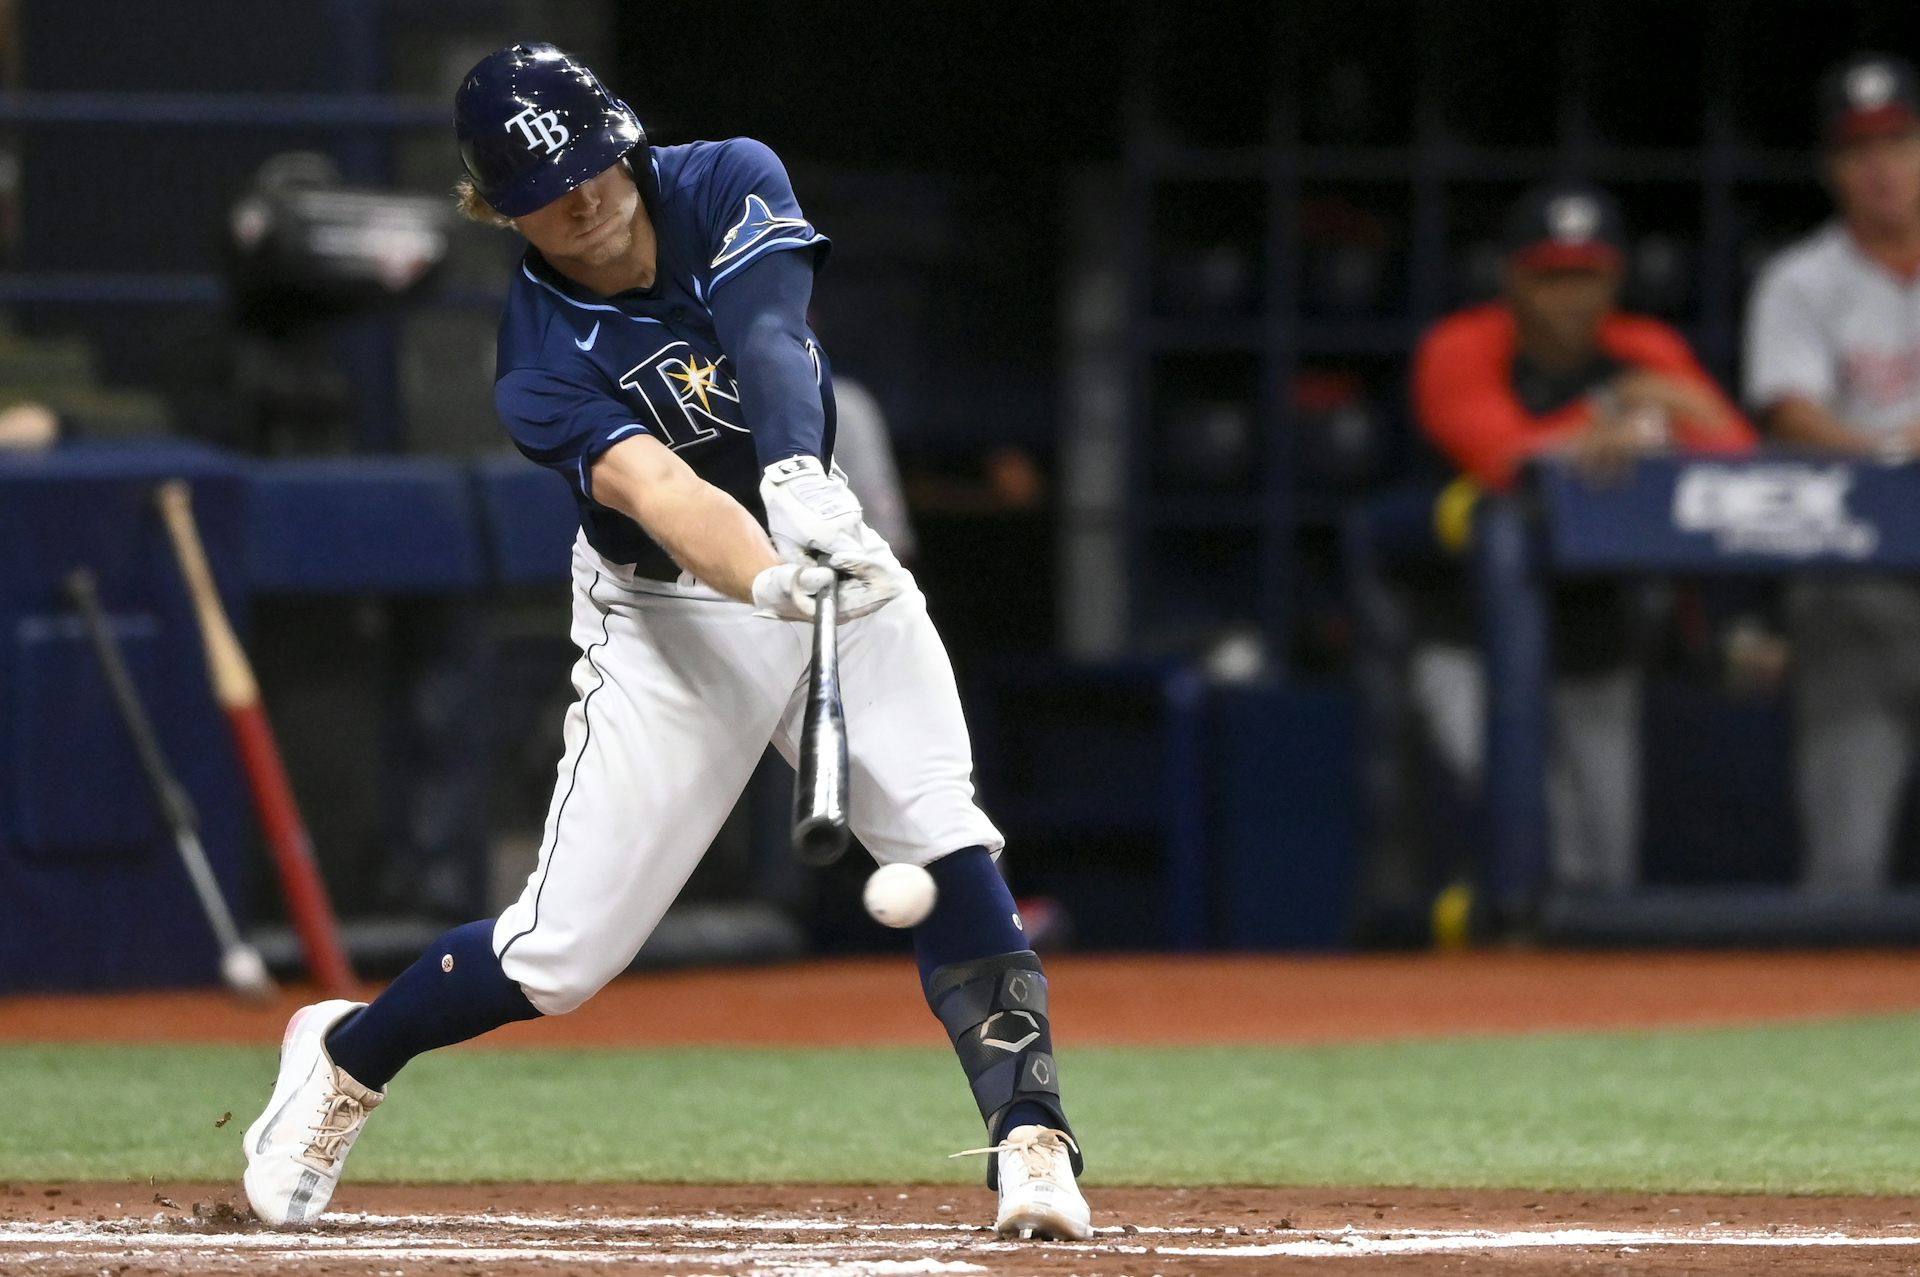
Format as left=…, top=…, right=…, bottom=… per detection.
left=792, top=580, right=850, bottom=866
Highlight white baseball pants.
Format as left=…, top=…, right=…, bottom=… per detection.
left=494, top=535, right=1002, bottom=1013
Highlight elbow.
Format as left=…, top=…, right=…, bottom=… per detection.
left=590, top=435, right=687, bottom=524
left=737, top=311, right=806, bottom=371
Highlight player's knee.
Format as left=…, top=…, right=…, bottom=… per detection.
left=499, top=958, right=616, bottom=1017
left=519, top=973, right=607, bottom=1016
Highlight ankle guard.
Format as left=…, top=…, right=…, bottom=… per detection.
left=926, top=950, right=1081, bottom=1186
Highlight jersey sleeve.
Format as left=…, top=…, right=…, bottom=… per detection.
left=1743, top=260, right=1836, bottom=412
left=1413, top=315, right=1593, bottom=491
left=496, top=366, right=650, bottom=501
left=700, top=138, right=830, bottom=293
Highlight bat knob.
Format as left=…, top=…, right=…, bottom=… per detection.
left=792, top=818, right=850, bottom=867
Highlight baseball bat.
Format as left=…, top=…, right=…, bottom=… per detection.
left=63, top=569, right=277, bottom=1003
left=154, top=480, right=356, bottom=997
left=792, top=575, right=851, bottom=865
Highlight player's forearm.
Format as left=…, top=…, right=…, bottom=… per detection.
left=1766, top=394, right=1881, bottom=455
left=709, top=250, right=827, bottom=465
left=634, top=478, right=779, bottom=601
left=592, top=439, right=779, bottom=601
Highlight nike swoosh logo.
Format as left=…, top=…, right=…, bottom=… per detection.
left=254, top=1056, right=322, bottom=1154
left=575, top=321, right=600, bottom=351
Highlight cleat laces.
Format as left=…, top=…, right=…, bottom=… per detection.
left=302, top=1088, right=369, bottom=1169
left=950, top=1126, right=1080, bottom=1180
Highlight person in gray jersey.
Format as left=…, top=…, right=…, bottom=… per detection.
left=826, top=375, right=917, bottom=562
left=1744, top=51, right=1920, bottom=892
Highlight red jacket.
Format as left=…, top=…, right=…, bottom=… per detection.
left=1413, top=303, right=1756, bottom=491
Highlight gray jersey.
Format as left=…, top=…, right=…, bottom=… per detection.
left=1745, top=222, right=1920, bottom=435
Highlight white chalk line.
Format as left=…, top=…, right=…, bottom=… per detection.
left=5, top=1215, right=1920, bottom=1264
left=0, top=1252, right=980, bottom=1277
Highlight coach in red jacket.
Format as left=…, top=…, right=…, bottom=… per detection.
left=1417, top=182, right=1753, bottom=489
left=1410, top=181, right=1755, bottom=899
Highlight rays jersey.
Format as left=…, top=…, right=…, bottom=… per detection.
left=494, top=138, right=833, bottom=578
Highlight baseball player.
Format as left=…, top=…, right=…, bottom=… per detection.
left=242, top=43, right=1089, bottom=1240
left=1414, top=180, right=1754, bottom=897
left=1745, top=52, right=1920, bottom=892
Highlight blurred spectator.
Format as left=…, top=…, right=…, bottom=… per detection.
left=1413, top=180, right=1754, bottom=896
left=1744, top=52, right=1920, bottom=894
left=828, top=374, right=917, bottom=562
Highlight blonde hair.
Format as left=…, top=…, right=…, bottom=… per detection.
left=453, top=176, right=513, bottom=229
left=453, top=157, right=641, bottom=230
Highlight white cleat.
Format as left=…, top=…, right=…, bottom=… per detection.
left=988, top=1126, right=1092, bottom=1241
left=242, top=999, right=383, bottom=1225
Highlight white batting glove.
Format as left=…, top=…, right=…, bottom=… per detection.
left=751, top=563, right=837, bottom=621
left=760, top=456, right=865, bottom=561
left=827, top=524, right=913, bottom=619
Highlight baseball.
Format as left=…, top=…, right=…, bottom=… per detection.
left=863, top=862, right=938, bottom=928
left=221, top=946, right=276, bottom=1002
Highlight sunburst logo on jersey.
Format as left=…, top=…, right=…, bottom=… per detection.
left=621, top=341, right=744, bottom=451
left=665, top=355, right=724, bottom=415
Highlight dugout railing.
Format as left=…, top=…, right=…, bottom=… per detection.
left=1428, top=453, right=1920, bottom=943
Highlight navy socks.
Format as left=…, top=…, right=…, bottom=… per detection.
left=912, top=847, right=1060, bottom=1140
left=325, top=920, right=540, bottom=1091
left=911, top=847, right=1029, bottom=985
left=324, top=856, right=1066, bottom=1150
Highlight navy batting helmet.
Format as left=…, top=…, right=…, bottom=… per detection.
left=454, top=43, right=645, bottom=218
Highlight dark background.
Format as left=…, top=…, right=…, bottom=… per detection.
left=5, top=1, right=1918, bottom=960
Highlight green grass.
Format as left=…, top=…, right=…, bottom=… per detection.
left=6, top=1015, right=1920, bottom=1193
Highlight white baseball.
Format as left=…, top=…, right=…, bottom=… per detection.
left=863, top=862, right=938, bottom=928
left=221, top=946, right=275, bottom=1001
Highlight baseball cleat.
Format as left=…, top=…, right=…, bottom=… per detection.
left=242, top=999, right=382, bottom=1225
left=956, top=1125, right=1091, bottom=1241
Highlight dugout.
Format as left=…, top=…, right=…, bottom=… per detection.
left=0, top=442, right=252, bottom=990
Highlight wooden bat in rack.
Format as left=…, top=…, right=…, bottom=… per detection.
left=154, top=480, right=356, bottom=997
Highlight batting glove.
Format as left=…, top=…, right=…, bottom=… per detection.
left=826, top=524, right=912, bottom=619
left=751, top=563, right=838, bottom=621
left=759, top=456, right=866, bottom=562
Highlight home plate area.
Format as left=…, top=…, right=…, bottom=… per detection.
left=5, top=1184, right=1919, bottom=1276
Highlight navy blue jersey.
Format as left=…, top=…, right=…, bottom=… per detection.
left=494, top=138, right=833, bottom=574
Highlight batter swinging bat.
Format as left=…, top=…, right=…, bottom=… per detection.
left=154, top=480, right=356, bottom=997
left=64, top=569, right=277, bottom=1002
left=792, top=575, right=850, bottom=865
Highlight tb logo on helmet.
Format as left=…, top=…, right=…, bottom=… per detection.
left=505, top=106, right=571, bottom=154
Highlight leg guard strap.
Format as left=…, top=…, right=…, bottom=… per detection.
left=926, top=950, right=1081, bottom=1185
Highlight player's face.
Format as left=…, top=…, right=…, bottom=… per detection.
left=1829, top=130, right=1920, bottom=232
left=514, top=163, right=641, bottom=268
left=1505, top=265, right=1620, bottom=359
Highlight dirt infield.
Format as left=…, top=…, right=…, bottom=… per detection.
left=7, top=1182, right=1920, bottom=1275
left=9, top=952, right=1920, bottom=1274
left=6, top=950, right=1920, bottom=1048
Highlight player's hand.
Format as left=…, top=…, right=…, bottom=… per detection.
left=1566, top=409, right=1654, bottom=484
left=1614, top=371, right=1734, bottom=435
left=760, top=456, right=865, bottom=561
left=828, top=525, right=913, bottom=620
left=751, top=563, right=837, bottom=621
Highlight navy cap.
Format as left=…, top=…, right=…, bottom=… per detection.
left=1501, top=181, right=1627, bottom=273
left=1820, top=53, right=1920, bottom=147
